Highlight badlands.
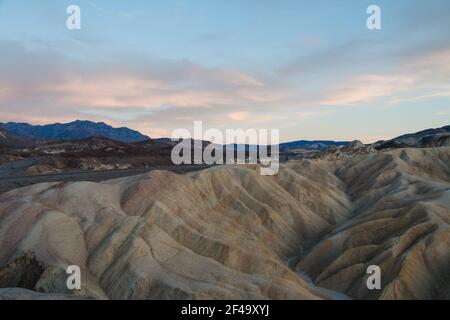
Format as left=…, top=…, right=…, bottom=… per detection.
left=0, top=147, right=449, bottom=300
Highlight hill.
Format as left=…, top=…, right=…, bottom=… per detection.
left=374, top=125, right=450, bottom=150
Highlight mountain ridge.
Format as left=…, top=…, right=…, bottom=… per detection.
left=0, top=120, right=150, bottom=143
left=374, top=125, right=450, bottom=150
left=1, top=120, right=450, bottom=151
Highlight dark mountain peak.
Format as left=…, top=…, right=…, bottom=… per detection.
left=280, top=140, right=350, bottom=151
left=71, top=120, right=108, bottom=127
left=72, top=119, right=93, bottom=125
left=394, top=125, right=450, bottom=141
left=0, top=120, right=150, bottom=143
left=374, top=124, right=450, bottom=150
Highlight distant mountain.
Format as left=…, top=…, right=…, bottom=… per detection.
left=393, top=125, right=450, bottom=143
left=0, top=120, right=150, bottom=143
left=152, top=139, right=349, bottom=152
left=374, top=125, right=450, bottom=150
left=0, top=127, right=35, bottom=148
left=280, top=140, right=349, bottom=151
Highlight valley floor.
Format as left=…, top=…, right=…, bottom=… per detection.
left=0, top=164, right=212, bottom=194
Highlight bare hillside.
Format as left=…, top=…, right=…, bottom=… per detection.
left=0, top=147, right=449, bottom=300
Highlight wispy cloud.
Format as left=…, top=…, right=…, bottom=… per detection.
left=320, top=75, right=416, bottom=106
left=1, top=38, right=449, bottom=138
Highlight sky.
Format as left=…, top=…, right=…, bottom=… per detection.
left=0, top=0, right=449, bottom=143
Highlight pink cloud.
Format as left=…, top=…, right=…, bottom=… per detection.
left=319, top=75, right=416, bottom=106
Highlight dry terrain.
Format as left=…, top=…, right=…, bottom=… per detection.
left=0, top=147, right=449, bottom=300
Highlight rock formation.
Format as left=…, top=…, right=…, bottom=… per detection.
left=0, top=147, right=449, bottom=300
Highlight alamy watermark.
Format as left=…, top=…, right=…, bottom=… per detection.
left=367, top=5, right=381, bottom=30
left=66, top=5, right=81, bottom=30
left=366, top=265, right=382, bottom=290
left=66, top=265, right=81, bottom=290
left=171, top=121, right=279, bottom=176
left=65, top=4, right=381, bottom=31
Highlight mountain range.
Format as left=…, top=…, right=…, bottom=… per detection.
left=1, top=120, right=450, bottom=152
left=0, top=120, right=150, bottom=144
left=279, top=140, right=349, bottom=151
left=0, top=120, right=349, bottom=150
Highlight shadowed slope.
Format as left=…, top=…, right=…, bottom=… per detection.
left=297, top=147, right=450, bottom=299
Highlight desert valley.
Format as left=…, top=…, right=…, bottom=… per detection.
left=0, top=121, right=449, bottom=300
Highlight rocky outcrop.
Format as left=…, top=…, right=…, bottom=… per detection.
left=343, top=140, right=365, bottom=151
left=431, top=135, right=450, bottom=147
left=0, top=252, right=44, bottom=289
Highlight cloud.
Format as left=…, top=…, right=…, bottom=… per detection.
left=0, top=41, right=298, bottom=136
left=0, top=41, right=277, bottom=108
left=298, top=110, right=335, bottom=119
left=1, top=33, right=450, bottom=139
left=319, top=75, right=416, bottom=106
left=311, top=42, right=450, bottom=107
left=389, top=90, right=450, bottom=105
left=227, top=112, right=249, bottom=121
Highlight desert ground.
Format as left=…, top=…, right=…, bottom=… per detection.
left=0, top=146, right=449, bottom=300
